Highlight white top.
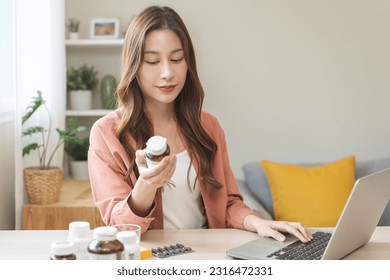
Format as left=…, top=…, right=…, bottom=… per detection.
left=162, top=150, right=207, bottom=229
left=51, top=241, right=75, bottom=255
left=92, top=226, right=117, bottom=241
left=117, top=231, right=137, bottom=243
left=146, top=136, right=168, bottom=155
left=68, top=221, right=90, bottom=239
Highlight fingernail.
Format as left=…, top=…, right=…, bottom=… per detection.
left=278, top=235, right=285, bottom=241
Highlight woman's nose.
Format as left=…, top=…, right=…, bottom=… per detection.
left=160, top=61, right=173, bottom=80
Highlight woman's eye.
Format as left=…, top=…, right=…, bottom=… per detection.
left=145, top=60, right=159, bottom=65
left=171, top=57, right=184, bottom=63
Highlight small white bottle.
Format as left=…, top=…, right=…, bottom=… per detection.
left=50, top=241, right=76, bottom=260
left=145, top=136, right=170, bottom=168
left=117, top=231, right=140, bottom=260
left=67, top=221, right=92, bottom=260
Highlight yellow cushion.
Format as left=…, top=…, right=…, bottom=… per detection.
left=260, top=156, right=356, bottom=227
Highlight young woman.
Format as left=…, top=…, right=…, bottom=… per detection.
left=88, top=5, right=312, bottom=243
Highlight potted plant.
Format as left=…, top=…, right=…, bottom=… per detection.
left=67, top=18, right=80, bottom=40
left=67, top=64, right=99, bottom=110
left=64, top=117, right=90, bottom=180
left=22, top=91, right=86, bottom=204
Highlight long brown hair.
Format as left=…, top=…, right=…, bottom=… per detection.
left=116, top=5, right=221, bottom=189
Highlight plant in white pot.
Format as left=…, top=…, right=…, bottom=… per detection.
left=67, top=64, right=99, bottom=110
left=64, top=117, right=90, bottom=180
left=67, top=18, right=80, bottom=40
left=22, top=91, right=87, bottom=204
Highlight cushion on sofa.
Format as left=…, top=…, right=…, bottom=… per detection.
left=242, top=157, right=390, bottom=226
left=242, top=161, right=275, bottom=217
left=260, top=156, right=355, bottom=227
left=243, top=159, right=329, bottom=217
left=355, top=158, right=390, bottom=226
left=355, top=158, right=390, bottom=179
left=236, top=178, right=273, bottom=220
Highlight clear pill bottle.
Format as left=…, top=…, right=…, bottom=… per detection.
left=50, top=241, right=76, bottom=260
left=145, top=136, right=170, bottom=167
left=117, top=231, right=140, bottom=260
left=87, top=226, right=124, bottom=260
left=67, top=221, right=92, bottom=260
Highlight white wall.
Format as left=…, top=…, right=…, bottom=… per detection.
left=67, top=0, right=390, bottom=179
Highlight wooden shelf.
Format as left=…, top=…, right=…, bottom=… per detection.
left=65, top=39, right=124, bottom=47
left=22, top=180, right=105, bottom=230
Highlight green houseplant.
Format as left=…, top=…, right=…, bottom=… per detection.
left=64, top=117, right=90, bottom=179
left=67, top=18, right=80, bottom=40
left=67, top=64, right=98, bottom=91
left=64, top=134, right=89, bottom=161
left=67, top=18, right=79, bottom=33
left=22, top=91, right=86, bottom=204
left=67, top=64, right=99, bottom=110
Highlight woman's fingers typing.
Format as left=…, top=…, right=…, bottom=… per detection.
left=247, top=215, right=313, bottom=243
left=270, top=221, right=313, bottom=243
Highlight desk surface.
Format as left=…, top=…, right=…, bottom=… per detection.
left=0, top=227, right=389, bottom=260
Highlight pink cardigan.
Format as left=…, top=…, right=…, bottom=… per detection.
left=88, top=110, right=255, bottom=233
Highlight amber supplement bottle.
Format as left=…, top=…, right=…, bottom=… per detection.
left=87, top=226, right=124, bottom=260
left=145, top=136, right=170, bottom=167
left=50, top=241, right=76, bottom=260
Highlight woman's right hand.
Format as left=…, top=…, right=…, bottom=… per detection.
left=135, top=149, right=177, bottom=191
left=128, top=149, right=176, bottom=217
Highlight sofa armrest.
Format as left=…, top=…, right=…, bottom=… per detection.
left=236, top=178, right=273, bottom=220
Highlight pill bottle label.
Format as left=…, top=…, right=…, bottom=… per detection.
left=87, top=252, right=122, bottom=260
left=127, top=253, right=140, bottom=260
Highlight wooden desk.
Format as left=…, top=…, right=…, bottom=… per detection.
left=22, top=180, right=105, bottom=230
left=0, top=227, right=389, bottom=260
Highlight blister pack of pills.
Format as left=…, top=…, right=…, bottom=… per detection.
left=151, top=243, right=194, bottom=258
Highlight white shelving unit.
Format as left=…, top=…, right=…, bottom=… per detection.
left=65, top=38, right=123, bottom=178
left=65, top=39, right=124, bottom=114
left=65, top=39, right=124, bottom=47
left=65, top=39, right=122, bottom=115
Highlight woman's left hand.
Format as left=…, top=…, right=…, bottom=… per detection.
left=243, top=215, right=313, bottom=243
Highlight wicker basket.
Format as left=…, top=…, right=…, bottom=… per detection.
left=23, top=167, right=64, bottom=204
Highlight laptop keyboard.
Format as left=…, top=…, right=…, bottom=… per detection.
left=267, top=231, right=332, bottom=260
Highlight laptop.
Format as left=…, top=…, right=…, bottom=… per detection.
left=227, top=167, right=390, bottom=260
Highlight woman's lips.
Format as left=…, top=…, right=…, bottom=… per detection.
left=158, top=85, right=176, bottom=93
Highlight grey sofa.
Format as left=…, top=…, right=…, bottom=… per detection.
left=237, top=157, right=390, bottom=226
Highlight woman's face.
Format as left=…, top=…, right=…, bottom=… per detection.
left=137, top=29, right=188, bottom=107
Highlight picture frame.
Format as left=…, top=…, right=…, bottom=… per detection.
left=90, top=18, right=120, bottom=39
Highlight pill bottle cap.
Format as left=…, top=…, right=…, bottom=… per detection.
left=117, top=231, right=137, bottom=243
left=146, top=136, right=167, bottom=156
left=51, top=241, right=75, bottom=256
left=93, top=226, right=117, bottom=241
left=68, top=221, right=90, bottom=238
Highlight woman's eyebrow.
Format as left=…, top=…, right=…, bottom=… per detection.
left=143, top=48, right=184, bottom=55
